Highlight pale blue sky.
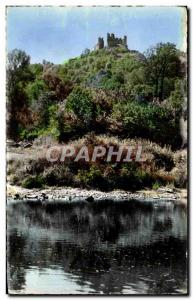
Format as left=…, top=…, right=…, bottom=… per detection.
left=7, top=6, right=186, bottom=64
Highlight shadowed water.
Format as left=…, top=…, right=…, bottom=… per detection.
left=7, top=199, right=187, bottom=295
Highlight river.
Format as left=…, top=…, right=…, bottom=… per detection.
left=7, top=199, right=187, bottom=295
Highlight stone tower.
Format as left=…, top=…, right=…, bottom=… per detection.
left=123, top=35, right=127, bottom=47
left=95, top=37, right=104, bottom=50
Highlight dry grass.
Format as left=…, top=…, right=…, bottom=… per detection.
left=7, top=134, right=187, bottom=190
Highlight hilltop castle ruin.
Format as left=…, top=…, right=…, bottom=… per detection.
left=95, top=33, right=127, bottom=50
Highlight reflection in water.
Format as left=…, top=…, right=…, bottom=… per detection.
left=7, top=199, right=187, bottom=295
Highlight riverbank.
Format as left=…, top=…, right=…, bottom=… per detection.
left=7, top=184, right=187, bottom=204
left=7, top=136, right=187, bottom=204
left=7, top=135, right=187, bottom=193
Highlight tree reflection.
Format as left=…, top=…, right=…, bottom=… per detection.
left=7, top=200, right=187, bottom=294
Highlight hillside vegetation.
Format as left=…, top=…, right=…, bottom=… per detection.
left=7, top=43, right=186, bottom=146
left=7, top=42, right=187, bottom=191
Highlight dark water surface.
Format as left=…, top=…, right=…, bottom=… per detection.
left=7, top=199, right=187, bottom=295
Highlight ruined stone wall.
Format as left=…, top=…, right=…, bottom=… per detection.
left=95, top=33, right=127, bottom=50
left=107, top=33, right=127, bottom=48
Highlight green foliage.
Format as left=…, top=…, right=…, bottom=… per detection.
left=26, top=79, right=47, bottom=104
left=7, top=43, right=185, bottom=149
left=100, top=73, right=124, bottom=90
left=132, top=84, right=153, bottom=102
left=45, top=104, right=61, bottom=138
left=169, top=79, right=185, bottom=113
left=7, top=49, right=33, bottom=139
left=29, top=64, right=43, bottom=78
left=21, top=176, right=45, bottom=188
left=43, top=166, right=73, bottom=186
left=110, top=101, right=181, bottom=146
left=152, top=181, right=161, bottom=190
left=32, top=91, right=57, bottom=127
left=18, top=128, right=39, bottom=140
left=76, top=165, right=105, bottom=189
left=66, top=87, right=95, bottom=124
left=145, top=43, right=182, bottom=100
left=114, top=54, right=142, bottom=73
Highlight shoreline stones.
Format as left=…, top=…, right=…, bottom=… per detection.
left=13, top=193, right=20, bottom=200
left=7, top=186, right=184, bottom=204
left=85, top=196, right=94, bottom=203
left=157, top=187, right=174, bottom=194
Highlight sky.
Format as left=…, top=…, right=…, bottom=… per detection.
left=7, top=6, right=187, bottom=64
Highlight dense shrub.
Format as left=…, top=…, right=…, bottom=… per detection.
left=43, top=166, right=73, bottom=186
left=110, top=101, right=181, bottom=147
left=25, top=79, right=47, bottom=104
left=22, top=176, right=45, bottom=188
left=66, top=87, right=95, bottom=125
left=168, top=79, right=185, bottom=114
left=132, top=84, right=154, bottom=102
left=75, top=165, right=107, bottom=190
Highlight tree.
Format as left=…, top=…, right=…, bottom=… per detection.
left=145, top=43, right=182, bottom=101
left=32, top=91, right=56, bottom=128
left=168, top=79, right=185, bottom=115
left=26, top=79, right=47, bottom=104
left=42, top=67, right=73, bottom=100
left=7, top=49, right=33, bottom=139
left=29, top=63, right=43, bottom=78
left=66, top=87, right=94, bottom=125
left=81, top=48, right=90, bottom=57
